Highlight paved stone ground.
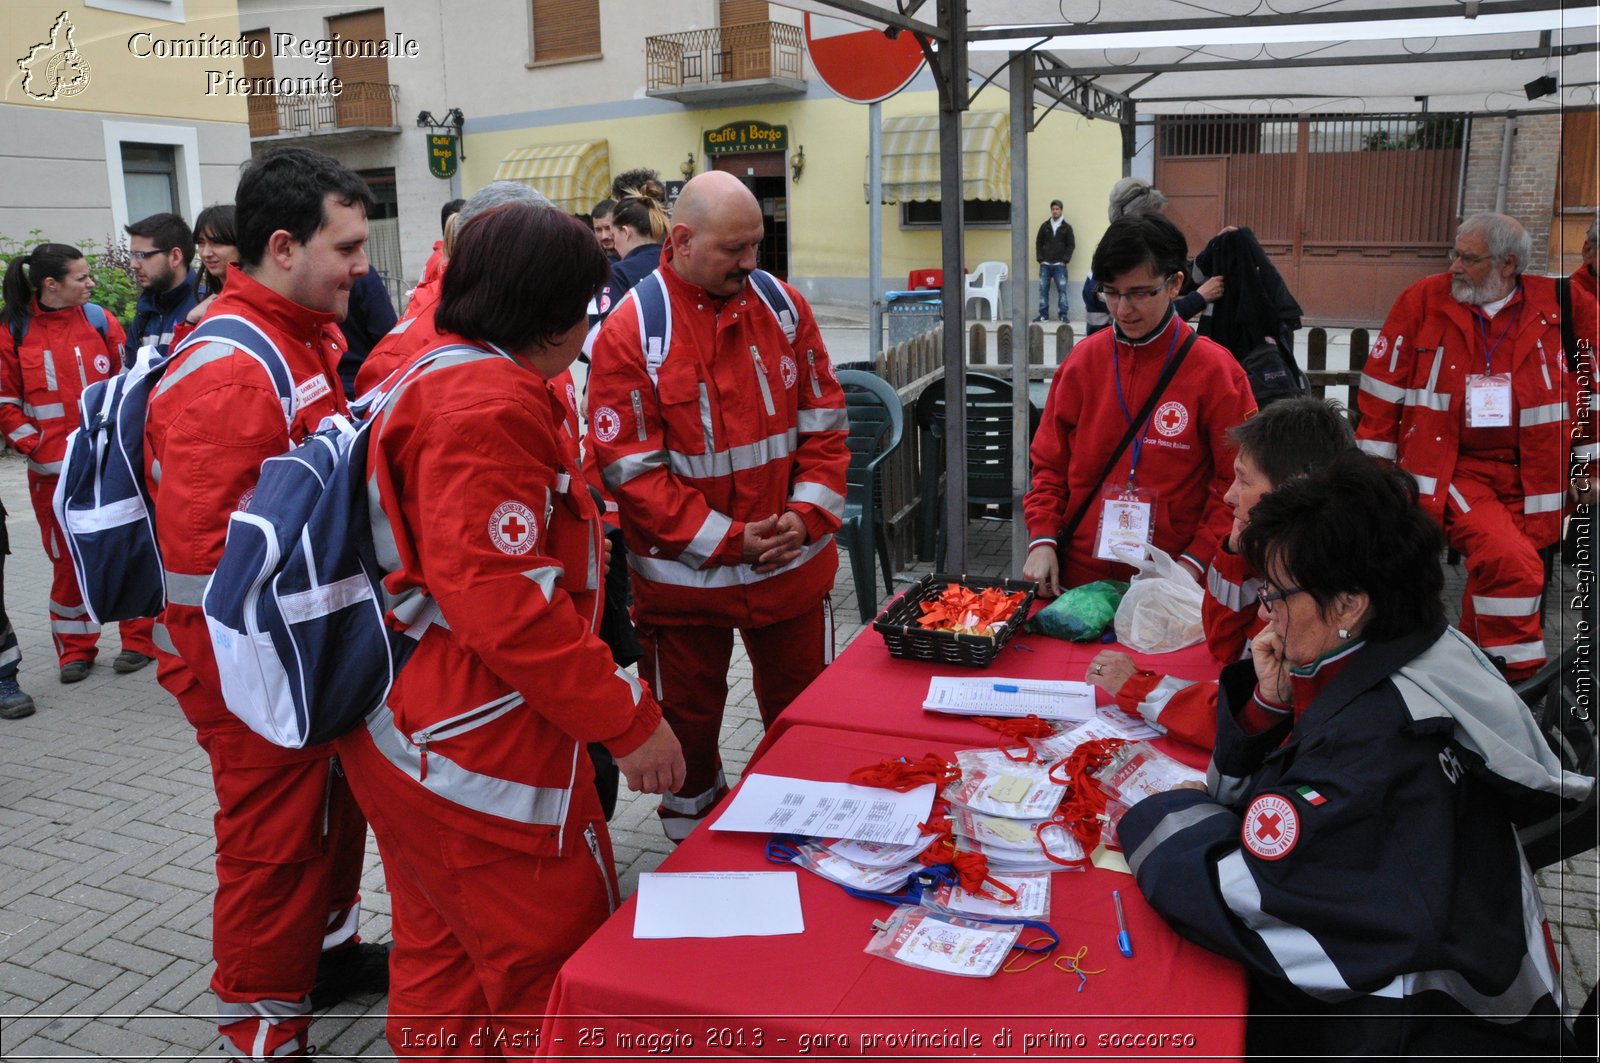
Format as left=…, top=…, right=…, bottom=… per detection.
left=1, top=307, right=1594, bottom=1058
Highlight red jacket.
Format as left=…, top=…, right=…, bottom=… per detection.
left=1356, top=274, right=1590, bottom=546
left=1114, top=544, right=1263, bottom=750
left=348, top=337, right=661, bottom=854
left=1025, top=314, right=1256, bottom=585
left=144, top=270, right=348, bottom=718
left=587, top=243, right=851, bottom=627
left=0, top=300, right=128, bottom=474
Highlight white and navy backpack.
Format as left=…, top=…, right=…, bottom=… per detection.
left=52, top=315, right=295, bottom=624
left=201, top=345, right=494, bottom=749
left=628, top=267, right=797, bottom=383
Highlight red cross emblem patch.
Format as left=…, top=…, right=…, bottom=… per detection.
left=1242, top=793, right=1298, bottom=861
left=93, top=353, right=111, bottom=375
left=488, top=500, right=537, bottom=556
left=1370, top=335, right=1388, bottom=362
left=780, top=354, right=798, bottom=390
left=592, top=405, right=622, bottom=443
left=1154, top=400, right=1189, bottom=438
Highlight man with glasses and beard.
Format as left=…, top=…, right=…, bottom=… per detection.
left=1357, top=212, right=1597, bottom=681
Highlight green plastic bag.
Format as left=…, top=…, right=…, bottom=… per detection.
left=1026, top=580, right=1129, bottom=642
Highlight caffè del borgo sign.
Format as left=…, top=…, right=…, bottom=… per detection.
left=704, top=121, right=788, bottom=156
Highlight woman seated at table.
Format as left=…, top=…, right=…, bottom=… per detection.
left=334, top=200, right=684, bottom=1057
left=1117, top=451, right=1588, bottom=1058
left=1022, top=213, right=1256, bottom=596
left=1086, top=396, right=1354, bottom=749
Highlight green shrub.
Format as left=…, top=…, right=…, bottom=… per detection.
left=0, top=230, right=140, bottom=326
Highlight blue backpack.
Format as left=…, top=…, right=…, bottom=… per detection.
left=8, top=301, right=109, bottom=350
left=52, top=315, right=295, bottom=624
left=628, top=267, right=797, bottom=384
left=201, top=344, right=496, bottom=749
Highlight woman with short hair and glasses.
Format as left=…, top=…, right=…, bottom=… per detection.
left=1022, top=212, right=1257, bottom=596
left=1118, top=450, right=1590, bottom=1059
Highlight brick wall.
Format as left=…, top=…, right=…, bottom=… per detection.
left=1460, top=113, right=1561, bottom=272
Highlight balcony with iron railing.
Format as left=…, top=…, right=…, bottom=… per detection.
left=646, top=21, right=805, bottom=105
left=248, top=81, right=401, bottom=143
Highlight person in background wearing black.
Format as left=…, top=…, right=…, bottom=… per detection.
left=125, top=212, right=198, bottom=361
left=1035, top=198, right=1075, bottom=322
left=336, top=268, right=399, bottom=398
left=0, top=493, right=35, bottom=719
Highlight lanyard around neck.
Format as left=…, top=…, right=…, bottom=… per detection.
left=1112, top=323, right=1181, bottom=484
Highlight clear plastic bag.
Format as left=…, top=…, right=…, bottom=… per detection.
left=1112, top=543, right=1205, bottom=652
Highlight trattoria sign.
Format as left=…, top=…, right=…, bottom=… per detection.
left=704, top=120, right=787, bottom=156
left=427, top=133, right=458, bottom=178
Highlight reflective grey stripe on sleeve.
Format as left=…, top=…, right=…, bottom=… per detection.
left=22, top=401, right=65, bottom=420
left=1411, top=473, right=1438, bottom=495
left=1217, top=849, right=1358, bottom=1002
left=523, top=566, right=560, bottom=602
left=797, top=407, right=849, bottom=433
left=152, top=342, right=237, bottom=398
left=43, top=350, right=57, bottom=391
left=1519, top=401, right=1567, bottom=428
left=365, top=703, right=572, bottom=826
left=0, top=395, right=21, bottom=408
left=1358, top=375, right=1405, bottom=404
left=1356, top=439, right=1397, bottom=460
left=628, top=534, right=831, bottom=589
left=660, top=773, right=727, bottom=817
left=27, top=458, right=62, bottom=475
left=1206, top=567, right=1263, bottom=611
left=789, top=481, right=846, bottom=519
left=7, top=424, right=38, bottom=443
left=1131, top=675, right=1199, bottom=730
left=678, top=510, right=733, bottom=570
left=1447, top=484, right=1472, bottom=514
left=614, top=664, right=644, bottom=705
left=163, top=570, right=211, bottom=608
left=1524, top=492, right=1564, bottom=514
left=1471, top=594, right=1541, bottom=617
left=1126, top=802, right=1232, bottom=878
left=600, top=448, right=668, bottom=489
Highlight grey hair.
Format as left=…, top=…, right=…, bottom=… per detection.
left=1458, top=212, right=1531, bottom=273
left=1108, top=176, right=1167, bottom=221
left=1587, top=216, right=1598, bottom=245
left=457, top=180, right=554, bottom=228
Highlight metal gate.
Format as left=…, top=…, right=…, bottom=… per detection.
left=1155, top=113, right=1466, bottom=325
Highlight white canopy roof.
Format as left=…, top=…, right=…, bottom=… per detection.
left=786, top=1, right=1598, bottom=117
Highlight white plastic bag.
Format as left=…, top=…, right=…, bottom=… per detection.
left=1112, top=543, right=1205, bottom=653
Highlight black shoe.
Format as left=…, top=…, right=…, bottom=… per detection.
left=310, top=941, right=391, bottom=1011
left=0, top=678, right=35, bottom=719
left=59, top=660, right=92, bottom=684
left=113, top=650, right=154, bottom=674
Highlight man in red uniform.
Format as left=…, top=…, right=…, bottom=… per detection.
left=144, top=148, right=385, bottom=1060
left=1357, top=212, right=1595, bottom=680
left=589, top=170, right=851, bottom=841
left=1087, top=397, right=1355, bottom=749
left=0, top=242, right=158, bottom=681
left=1023, top=213, right=1257, bottom=595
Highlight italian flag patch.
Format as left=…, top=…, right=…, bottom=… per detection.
left=1295, top=785, right=1327, bottom=806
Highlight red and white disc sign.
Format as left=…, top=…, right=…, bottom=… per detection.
left=804, top=13, right=925, bottom=104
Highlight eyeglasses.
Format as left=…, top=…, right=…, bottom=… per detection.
left=129, top=248, right=172, bottom=262
left=1095, top=276, right=1174, bottom=305
left=1257, top=585, right=1305, bottom=614
left=1447, top=249, right=1497, bottom=266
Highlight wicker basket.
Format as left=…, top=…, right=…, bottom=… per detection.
left=872, top=573, right=1038, bottom=668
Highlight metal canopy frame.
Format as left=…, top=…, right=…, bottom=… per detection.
left=789, top=0, right=1599, bottom=572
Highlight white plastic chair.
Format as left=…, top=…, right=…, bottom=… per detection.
left=964, top=261, right=1007, bottom=320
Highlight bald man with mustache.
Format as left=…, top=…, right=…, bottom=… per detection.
left=587, top=171, right=851, bottom=841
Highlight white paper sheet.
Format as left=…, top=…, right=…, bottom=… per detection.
left=710, top=774, right=935, bottom=845
left=632, top=871, right=804, bottom=939
left=924, top=676, right=1096, bottom=721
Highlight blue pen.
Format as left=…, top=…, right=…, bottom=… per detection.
left=1113, top=890, right=1134, bottom=957
left=993, top=683, right=1019, bottom=692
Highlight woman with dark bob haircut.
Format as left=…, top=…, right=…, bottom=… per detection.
left=334, top=201, right=684, bottom=1057
left=1118, top=451, right=1591, bottom=1059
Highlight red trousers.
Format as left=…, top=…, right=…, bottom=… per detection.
left=27, top=470, right=155, bottom=665
left=338, top=726, right=616, bottom=1060
left=637, top=599, right=833, bottom=841
left=176, top=682, right=367, bottom=1060
left=1445, top=457, right=1549, bottom=681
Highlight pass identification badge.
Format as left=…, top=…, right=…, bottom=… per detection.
left=1095, top=484, right=1157, bottom=562
left=1466, top=373, right=1513, bottom=428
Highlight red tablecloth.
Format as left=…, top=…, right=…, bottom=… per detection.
left=539, top=725, right=1246, bottom=1060
left=755, top=623, right=1222, bottom=769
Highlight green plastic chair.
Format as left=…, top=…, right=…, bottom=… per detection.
left=837, top=370, right=905, bottom=622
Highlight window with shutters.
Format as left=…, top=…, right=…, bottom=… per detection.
left=242, top=28, right=276, bottom=137
left=529, top=0, right=602, bottom=65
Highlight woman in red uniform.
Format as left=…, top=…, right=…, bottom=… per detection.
left=0, top=242, right=157, bottom=681
left=335, top=201, right=683, bottom=1058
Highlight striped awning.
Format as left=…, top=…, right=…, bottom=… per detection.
left=492, top=139, right=610, bottom=214
left=867, top=111, right=1010, bottom=203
